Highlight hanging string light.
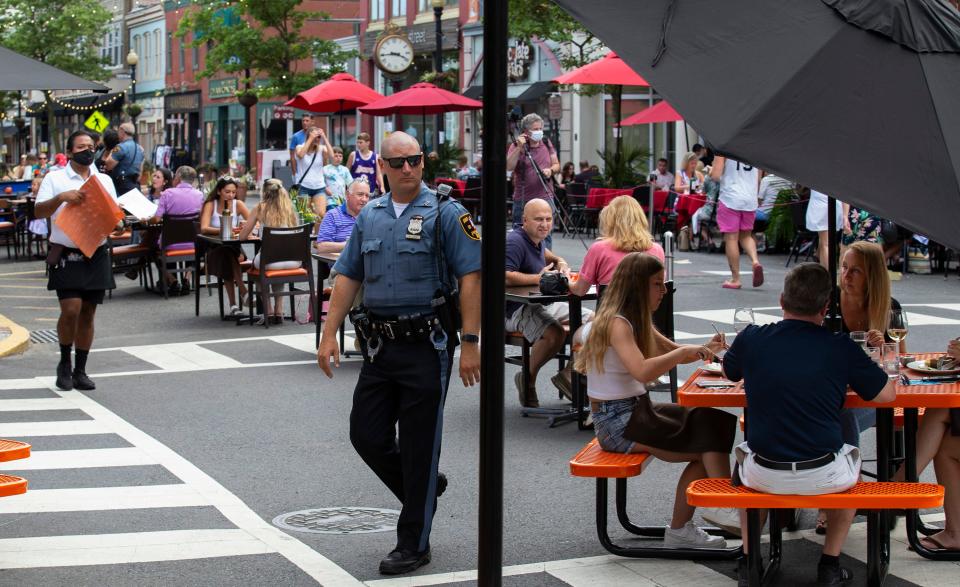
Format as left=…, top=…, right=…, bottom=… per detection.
left=20, top=81, right=134, bottom=114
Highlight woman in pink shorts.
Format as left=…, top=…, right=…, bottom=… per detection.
left=710, top=156, right=763, bottom=289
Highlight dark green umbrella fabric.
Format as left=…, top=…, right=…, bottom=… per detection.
left=553, top=0, right=960, bottom=250
left=0, top=46, right=109, bottom=92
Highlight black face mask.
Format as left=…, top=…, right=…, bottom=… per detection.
left=72, top=150, right=95, bottom=166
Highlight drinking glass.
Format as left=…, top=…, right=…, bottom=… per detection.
left=733, top=308, right=755, bottom=333
left=882, top=343, right=900, bottom=379
left=887, top=308, right=909, bottom=343
left=850, top=331, right=867, bottom=350
left=867, top=346, right=882, bottom=366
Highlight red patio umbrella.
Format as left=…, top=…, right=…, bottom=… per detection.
left=284, top=73, right=384, bottom=147
left=554, top=52, right=651, bottom=178
left=619, top=100, right=682, bottom=126
left=359, top=82, right=482, bottom=150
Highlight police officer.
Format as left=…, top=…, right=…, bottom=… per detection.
left=103, top=122, right=144, bottom=194
left=34, top=130, right=120, bottom=391
left=317, top=131, right=481, bottom=575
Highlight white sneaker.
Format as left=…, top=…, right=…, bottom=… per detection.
left=663, top=521, right=726, bottom=548
left=701, top=507, right=742, bottom=537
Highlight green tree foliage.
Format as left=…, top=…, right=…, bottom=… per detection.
left=0, top=0, right=111, bottom=152
left=177, top=0, right=355, bottom=99
left=508, top=0, right=604, bottom=70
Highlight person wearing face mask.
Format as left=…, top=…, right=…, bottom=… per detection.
left=34, top=130, right=120, bottom=392
left=506, top=113, right=560, bottom=249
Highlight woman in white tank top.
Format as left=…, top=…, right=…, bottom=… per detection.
left=574, top=252, right=737, bottom=548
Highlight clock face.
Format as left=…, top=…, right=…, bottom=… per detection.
left=376, top=35, right=414, bottom=74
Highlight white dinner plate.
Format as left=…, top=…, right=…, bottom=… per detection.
left=906, top=360, right=960, bottom=376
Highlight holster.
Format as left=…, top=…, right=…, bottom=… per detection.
left=432, top=288, right=462, bottom=335
left=45, top=243, right=65, bottom=267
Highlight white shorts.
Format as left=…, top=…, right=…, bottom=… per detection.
left=735, top=441, right=861, bottom=496
left=505, top=303, right=592, bottom=344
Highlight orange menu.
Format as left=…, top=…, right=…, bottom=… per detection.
left=54, top=175, right=123, bottom=257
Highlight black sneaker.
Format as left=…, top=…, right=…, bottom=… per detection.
left=164, top=281, right=181, bottom=296
left=378, top=548, right=431, bottom=575
left=179, top=280, right=191, bottom=295
left=71, top=370, right=96, bottom=391
left=55, top=362, right=73, bottom=391
left=816, top=563, right=853, bottom=585
left=124, top=267, right=139, bottom=280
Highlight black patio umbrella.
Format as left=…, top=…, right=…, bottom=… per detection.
left=0, top=46, right=109, bottom=92
left=552, top=0, right=960, bottom=252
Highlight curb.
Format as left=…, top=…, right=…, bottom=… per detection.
left=0, top=314, right=30, bottom=358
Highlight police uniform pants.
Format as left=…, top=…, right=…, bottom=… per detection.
left=349, top=337, right=455, bottom=554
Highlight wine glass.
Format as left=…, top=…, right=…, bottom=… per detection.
left=733, top=307, right=755, bottom=333
left=887, top=308, right=909, bottom=343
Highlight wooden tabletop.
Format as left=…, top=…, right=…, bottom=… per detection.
left=678, top=353, right=960, bottom=409
left=312, top=251, right=340, bottom=264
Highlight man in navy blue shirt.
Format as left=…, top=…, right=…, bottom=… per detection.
left=505, top=198, right=575, bottom=408
left=723, top=262, right=895, bottom=585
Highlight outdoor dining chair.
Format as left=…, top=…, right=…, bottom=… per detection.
left=0, top=199, right=24, bottom=260
left=245, top=223, right=315, bottom=328
left=158, top=213, right=199, bottom=299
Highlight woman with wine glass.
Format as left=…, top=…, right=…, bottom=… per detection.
left=815, top=241, right=905, bottom=533
left=574, top=253, right=739, bottom=546
left=674, top=152, right=704, bottom=194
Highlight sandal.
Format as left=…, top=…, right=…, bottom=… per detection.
left=722, top=280, right=742, bottom=290
left=752, top=263, right=764, bottom=287
left=910, top=535, right=954, bottom=552
left=815, top=513, right=827, bottom=535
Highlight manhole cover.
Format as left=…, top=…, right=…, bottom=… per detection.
left=30, top=329, right=59, bottom=344
left=273, top=507, right=400, bottom=535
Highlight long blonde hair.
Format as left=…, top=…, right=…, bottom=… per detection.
left=598, top=195, right=654, bottom=252
left=259, top=179, right=299, bottom=228
left=574, top=253, right=662, bottom=375
left=844, top=241, right=891, bottom=332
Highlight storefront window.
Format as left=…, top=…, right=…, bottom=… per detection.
left=392, top=0, right=406, bottom=17
left=370, top=0, right=384, bottom=20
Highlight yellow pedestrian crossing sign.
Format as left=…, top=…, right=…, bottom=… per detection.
left=84, top=111, right=109, bottom=133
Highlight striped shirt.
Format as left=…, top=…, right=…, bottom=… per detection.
left=316, top=204, right=356, bottom=244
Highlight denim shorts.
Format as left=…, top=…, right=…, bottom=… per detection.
left=591, top=397, right=639, bottom=454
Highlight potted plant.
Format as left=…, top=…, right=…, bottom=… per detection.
left=596, top=146, right=650, bottom=189
left=236, top=90, right=258, bottom=108
left=124, top=103, right=143, bottom=119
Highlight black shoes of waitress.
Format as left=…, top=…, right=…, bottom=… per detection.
left=55, top=362, right=96, bottom=391
left=379, top=548, right=431, bottom=575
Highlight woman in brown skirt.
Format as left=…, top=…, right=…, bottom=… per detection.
left=200, top=176, right=250, bottom=316
left=575, top=252, right=737, bottom=547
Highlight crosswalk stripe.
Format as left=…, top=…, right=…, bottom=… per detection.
left=896, top=311, right=960, bottom=326
left=0, top=447, right=156, bottom=470
left=0, top=484, right=208, bottom=513
left=0, top=529, right=273, bottom=569
left=121, top=342, right=244, bottom=371
left=0, top=420, right=108, bottom=437
left=0, top=398, right=72, bottom=412
left=0, top=378, right=49, bottom=391
left=675, top=309, right=782, bottom=325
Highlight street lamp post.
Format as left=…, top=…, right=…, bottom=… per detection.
left=431, top=0, right=444, bottom=151
left=126, top=50, right=139, bottom=125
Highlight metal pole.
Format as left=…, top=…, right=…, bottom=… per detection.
left=663, top=230, right=675, bottom=282
left=826, top=196, right=841, bottom=332
left=130, top=62, right=138, bottom=126
left=479, top=0, right=506, bottom=584
left=434, top=5, right=444, bottom=151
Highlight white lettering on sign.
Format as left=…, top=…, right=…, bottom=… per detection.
left=273, top=106, right=294, bottom=120
left=507, top=42, right=533, bottom=81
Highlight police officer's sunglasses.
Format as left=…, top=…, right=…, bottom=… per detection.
left=383, top=153, right=423, bottom=169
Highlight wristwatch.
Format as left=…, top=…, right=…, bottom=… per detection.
left=462, top=333, right=480, bottom=344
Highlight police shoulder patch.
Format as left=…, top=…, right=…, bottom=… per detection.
left=458, top=213, right=480, bottom=240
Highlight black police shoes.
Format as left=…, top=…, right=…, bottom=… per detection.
left=55, top=362, right=73, bottom=391
left=379, top=548, right=431, bottom=575
left=71, top=370, right=96, bottom=391
left=437, top=472, right=447, bottom=498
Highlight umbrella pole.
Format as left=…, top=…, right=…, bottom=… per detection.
left=827, top=196, right=841, bottom=332
left=613, top=85, right=623, bottom=183
left=339, top=99, right=345, bottom=151
left=479, top=0, right=507, bottom=584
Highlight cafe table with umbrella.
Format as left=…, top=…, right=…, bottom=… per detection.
left=555, top=0, right=960, bottom=565
left=284, top=73, right=384, bottom=148
left=553, top=52, right=650, bottom=171
left=358, top=82, right=483, bottom=151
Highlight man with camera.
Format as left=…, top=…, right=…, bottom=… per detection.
left=507, top=113, right=560, bottom=248
left=505, top=198, right=585, bottom=408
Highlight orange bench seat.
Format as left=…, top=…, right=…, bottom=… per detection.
left=0, top=475, right=27, bottom=498
left=0, top=439, right=30, bottom=462
left=687, top=478, right=944, bottom=510
left=570, top=438, right=651, bottom=478
left=247, top=267, right=308, bottom=278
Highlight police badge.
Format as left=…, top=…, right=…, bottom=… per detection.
left=406, top=215, right=424, bottom=240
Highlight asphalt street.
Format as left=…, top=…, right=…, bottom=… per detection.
left=0, top=229, right=959, bottom=586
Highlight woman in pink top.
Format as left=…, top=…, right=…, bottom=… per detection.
left=570, top=195, right=664, bottom=296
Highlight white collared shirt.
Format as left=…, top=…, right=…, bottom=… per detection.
left=35, top=164, right=118, bottom=248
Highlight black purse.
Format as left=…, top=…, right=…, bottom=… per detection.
left=539, top=271, right=569, bottom=295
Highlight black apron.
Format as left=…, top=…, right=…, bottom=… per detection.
left=47, top=244, right=115, bottom=292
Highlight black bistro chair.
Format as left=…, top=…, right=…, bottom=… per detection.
left=157, top=214, right=199, bottom=298
left=245, top=223, right=315, bottom=328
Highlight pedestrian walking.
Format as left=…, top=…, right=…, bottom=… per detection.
left=33, top=130, right=120, bottom=391
left=710, top=155, right=764, bottom=289
left=103, top=122, right=144, bottom=194
left=316, top=131, right=481, bottom=576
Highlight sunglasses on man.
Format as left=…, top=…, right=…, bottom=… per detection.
left=382, top=153, right=423, bottom=169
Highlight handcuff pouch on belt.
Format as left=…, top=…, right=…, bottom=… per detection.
left=349, top=306, right=447, bottom=362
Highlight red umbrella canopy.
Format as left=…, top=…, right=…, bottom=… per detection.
left=284, top=73, right=384, bottom=113
left=359, top=82, right=483, bottom=115
left=620, top=101, right=683, bottom=126
left=553, top=52, right=649, bottom=86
